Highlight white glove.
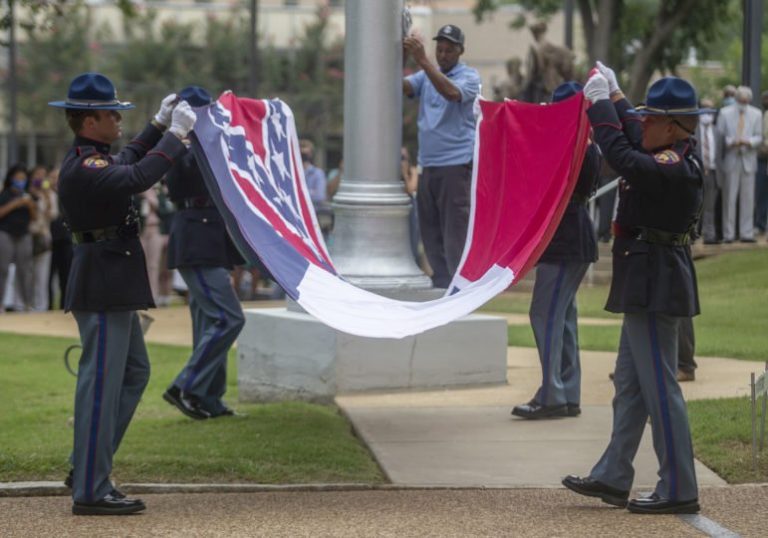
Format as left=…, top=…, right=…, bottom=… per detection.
left=583, top=73, right=610, bottom=104
left=169, top=101, right=196, bottom=139
left=596, top=61, right=620, bottom=94
left=153, top=93, right=177, bottom=128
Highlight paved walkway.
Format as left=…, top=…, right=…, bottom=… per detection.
left=1, top=305, right=764, bottom=536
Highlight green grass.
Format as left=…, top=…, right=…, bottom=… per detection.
left=484, top=249, right=768, bottom=360
left=688, top=397, right=768, bottom=483
left=0, top=332, right=384, bottom=484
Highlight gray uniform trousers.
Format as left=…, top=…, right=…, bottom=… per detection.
left=723, top=166, right=756, bottom=241
left=71, top=310, right=150, bottom=503
left=530, top=261, right=590, bottom=407
left=173, top=266, right=244, bottom=412
left=417, top=164, right=472, bottom=288
left=590, top=312, right=698, bottom=501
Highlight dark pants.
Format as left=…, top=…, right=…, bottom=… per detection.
left=677, top=316, right=697, bottom=373
left=755, top=158, right=768, bottom=233
left=49, top=239, right=73, bottom=310
left=417, top=163, right=472, bottom=288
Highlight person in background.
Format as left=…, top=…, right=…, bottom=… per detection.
left=721, top=85, right=736, bottom=108
left=28, top=164, right=58, bottom=311
left=695, top=98, right=722, bottom=244
left=0, top=164, right=36, bottom=312
left=47, top=167, right=73, bottom=310
left=754, top=90, right=768, bottom=238
left=326, top=158, right=343, bottom=200
left=717, top=85, right=763, bottom=243
left=139, top=184, right=166, bottom=305
left=163, top=85, right=245, bottom=421
left=512, top=81, right=602, bottom=420
left=402, top=24, right=481, bottom=288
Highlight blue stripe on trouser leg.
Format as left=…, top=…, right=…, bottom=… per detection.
left=648, top=312, right=679, bottom=500
left=182, top=268, right=227, bottom=392
left=174, top=267, right=244, bottom=405
left=85, top=312, right=107, bottom=501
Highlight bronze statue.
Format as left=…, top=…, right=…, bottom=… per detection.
left=522, top=21, right=575, bottom=103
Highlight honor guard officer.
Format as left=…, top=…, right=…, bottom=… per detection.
left=162, top=86, right=245, bottom=420
left=512, top=81, right=602, bottom=420
left=50, top=72, right=196, bottom=515
left=562, top=65, right=708, bottom=514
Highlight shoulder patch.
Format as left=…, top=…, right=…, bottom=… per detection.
left=82, top=156, right=109, bottom=169
left=653, top=149, right=681, bottom=165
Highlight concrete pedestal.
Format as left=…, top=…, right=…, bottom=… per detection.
left=237, top=308, right=508, bottom=402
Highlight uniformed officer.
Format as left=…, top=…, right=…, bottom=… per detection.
left=561, top=65, right=709, bottom=514
left=512, top=81, right=602, bottom=420
left=50, top=72, right=196, bottom=515
left=162, top=85, right=246, bottom=420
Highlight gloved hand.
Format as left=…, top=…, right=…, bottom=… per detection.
left=583, top=73, right=610, bottom=104
left=596, top=61, right=620, bottom=95
left=169, top=101, right=196, bottom=139
left=153, top=93, right=177, bottom=128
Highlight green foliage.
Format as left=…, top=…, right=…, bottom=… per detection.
left=484, top=249, right=768, bottom=361
left=10, top=2, right=344, bottom=159
left=0, top=331, right=384, bottom=484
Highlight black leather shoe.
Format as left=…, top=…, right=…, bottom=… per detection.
left=627, top=493, right=700, bottom=514
left=65, top=469, right=126, bottom=499
left=72, top=494, right=146, bottom=516
left=511, top=401, right=567, bottom=419
left=163, top=386, right=210, bottom=420
left=562, top=475, right=629, bottom=507
left=566, top=404, right=581, bottom=417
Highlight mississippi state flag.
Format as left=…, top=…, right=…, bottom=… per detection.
left=192, top=92, right=589, bottom=338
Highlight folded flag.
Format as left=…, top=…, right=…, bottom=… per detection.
left=191, top=92, right=589, bottom=338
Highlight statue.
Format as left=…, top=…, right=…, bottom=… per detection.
left=522, top=21, right=575, bottom=103
left=493, top=57, right=524, bottom=101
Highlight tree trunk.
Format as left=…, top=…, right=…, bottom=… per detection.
left=626, top=0, right=698, bottom=102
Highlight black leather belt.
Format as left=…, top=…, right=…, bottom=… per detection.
left=72, top=226, right=121, bottom=245
left=180, top=197, right=214, bottom=209
left=612, top=222, right=690, bottom=246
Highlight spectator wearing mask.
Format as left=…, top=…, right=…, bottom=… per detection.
left=28, top=164, right=59, bottom=311
left=695, top=99, right=722, bottom=244
left=0, top=164, right=36, bottom=312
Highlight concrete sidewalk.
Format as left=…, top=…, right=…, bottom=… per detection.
left=336, top=346, right=757, bottom=488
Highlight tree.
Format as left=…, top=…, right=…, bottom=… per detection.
left=474, top=0, right=736, bottom=102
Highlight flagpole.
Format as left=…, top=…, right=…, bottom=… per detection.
left=329, top=0, right=431, bottom=291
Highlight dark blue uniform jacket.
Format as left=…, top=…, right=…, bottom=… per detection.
left=588, top=98, right=702, bottom=317
left=165, top=145, right=243, bottom=269
left=539, top=143, right=602, bottom=264
left=58, top=124, right=185, bottom=312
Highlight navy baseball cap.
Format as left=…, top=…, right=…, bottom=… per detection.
left=433, top=24, right=465, bottom=45
left=179, top=85, right=213, bottom=108
left=551, top=81, right=583, bottom=103
left=48, top=72, right=134, bottom=110
left=629, top=77, right=716, bottom=116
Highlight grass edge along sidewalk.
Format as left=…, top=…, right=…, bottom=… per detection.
left=0, top=333, right=384, bottom=485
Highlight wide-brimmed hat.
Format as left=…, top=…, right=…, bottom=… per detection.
left=48, top=72, right=134, bottom=110
left=179, top=85, right=213, bottom=108
left=551, top=81, right=583, bottom=103
left=629, top=77, right=715, bottom=116
left=433, top=24, right=464, bottom=45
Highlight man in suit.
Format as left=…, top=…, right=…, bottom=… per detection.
left=694, top=98, right=722, bottom=244
left=716, top=86, right=763, bottom=243
left=51, top=72, right=195, bottom=515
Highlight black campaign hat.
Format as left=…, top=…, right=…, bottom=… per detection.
left=433, top=24, right=465, bottom=45
left=179, top=85, right=213, bottom=108
left=48, top=72, right=134, bottom=110
left=628, top=77, right=716, bottom=116
left=551, top=81, right=583, bottom=103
